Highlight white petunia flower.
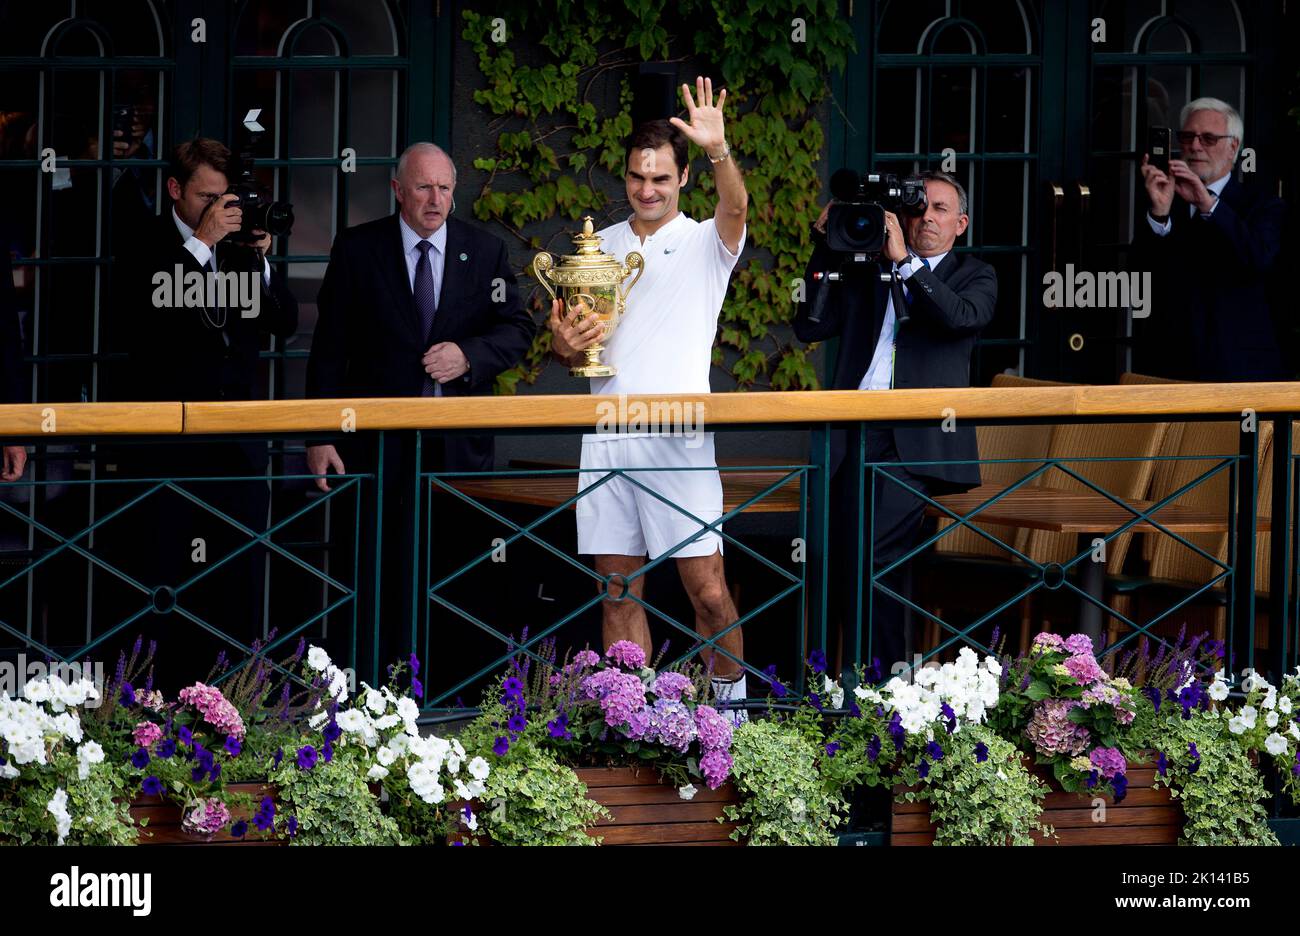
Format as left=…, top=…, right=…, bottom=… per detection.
left=468, top=757, right=489, bottom=781
left=1240, top=706, right=1258, bottom=729
left=1279, top=697, right=1293, bottom=715
left=376, top=746, right=396, bottom=767
left=46, top=788, right=71, bottom=845
left=76, top=740, right=104, bottom=780
left=823, top=676, right=845, bottom=710
left=678, top=784, right=697, bottom=801
left=1266, top=711, right=1280, bottom=729
left=306, top=646, right=331, bottom=672
left=1209, top=679, right=1230, bottom=702
left=1228, top=716, right=1248, bottom=735
left=1264, top=733, right=1289, bottom=757
left=367, top=764, right=389, bottom=781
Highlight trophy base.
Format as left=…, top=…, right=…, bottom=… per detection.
left=571, top=364, right=617, bottom=378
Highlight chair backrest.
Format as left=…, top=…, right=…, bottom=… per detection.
left=1120, top=372, right=1189, bottom=560
left=935, top=374, right=1074, bottom=557
left=1019, top=420, right=1170, bottom=572
left=1145, top=421, right=1275, bottom=592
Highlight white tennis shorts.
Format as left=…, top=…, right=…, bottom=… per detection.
left=576, top=434, right=724, bottom=559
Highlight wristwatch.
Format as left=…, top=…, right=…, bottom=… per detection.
left=708, top=141, right=731, bottom=164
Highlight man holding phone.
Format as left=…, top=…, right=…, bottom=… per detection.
left=1133, top=97, right=1287, bottom=380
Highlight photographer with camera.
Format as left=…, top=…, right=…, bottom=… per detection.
left=794, top=170, right=996, bottom=674
left=1132, top=97, right=1287, bottom=381
left=108, top=137, right=298, bottom=652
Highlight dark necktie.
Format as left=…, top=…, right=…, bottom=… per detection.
left=414, top=240, right=438, bottom=397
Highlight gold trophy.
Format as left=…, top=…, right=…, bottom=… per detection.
left=532, top=216, right=644, bottom=378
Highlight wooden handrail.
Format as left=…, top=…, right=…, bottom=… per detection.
left=0, top=402, right=183, bottom=435
left=1, top=384, right=1298, bottom=436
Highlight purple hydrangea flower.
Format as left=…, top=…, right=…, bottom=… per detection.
left=572, top=649, right=600, bottom=669
left=651, top=671, right=695, bottom=702
left=699, top=748, right=732, bottom=789
left=1088, top=746, right=1127, bottom=780
left=1063, top=653, right=1105, bottom=686
left=638, top=698, right=697, bottom=753
left=581, top=668, right=647, bottom=729
left=694, top=705, right=733, bottom=753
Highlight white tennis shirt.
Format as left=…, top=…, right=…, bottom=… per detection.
left=588, top=212, right=745, bottom=404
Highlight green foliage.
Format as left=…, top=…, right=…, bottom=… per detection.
left=461, top=1, right=855, bottom=393
left=895, top=725, right=1050, bottom=846
left=1150, top=710, right=1279, bottom=846
left=474, top=747, right=609, bottom=846
left=270, top=753, right=404, bottom=846
left=723, top=718, right=847, bottom=845
left=0, top=750, right=137, bottom=847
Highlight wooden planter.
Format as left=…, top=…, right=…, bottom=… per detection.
left=130, top=782, right=286, bottom=846
left=891, top=755, right=1182, bottom=846
left=577, top=767, right=741, bottom=846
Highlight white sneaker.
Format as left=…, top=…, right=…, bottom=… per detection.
left=711, top=674, right=750, bottom=726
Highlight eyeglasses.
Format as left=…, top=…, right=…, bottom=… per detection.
left=1175, top=131, right=1235, bottom=147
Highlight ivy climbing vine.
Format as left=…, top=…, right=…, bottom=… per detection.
left=460, top=1, right=855, bottom=393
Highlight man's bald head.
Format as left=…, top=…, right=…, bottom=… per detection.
left=393, top=143, right=456, bottom=237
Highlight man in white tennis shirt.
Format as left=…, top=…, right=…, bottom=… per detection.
left=550, top=76, right=750, bottom=711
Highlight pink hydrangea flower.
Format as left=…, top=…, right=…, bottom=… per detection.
left=1063, top=653, right=1105, bottom=686
left=186, top=797, right=232, bottom=835
left=1032, top=633, right=1065, bottom=652
left=604, top=640, right=647, bottom=670
left=133, top=721, right=164, bottom=748
left=177, top=682, right=246, bottom=741
left=1063, top=633, right=1096, bottom=656
left=1025, top=698, right=1091, bottom=756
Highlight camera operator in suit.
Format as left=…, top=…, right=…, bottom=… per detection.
left=794, top=170, right=997, bottom=674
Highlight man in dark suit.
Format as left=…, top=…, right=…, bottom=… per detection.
left=110, top=138, right=298, bottom=652
left=305, top=143, right=533, bottom=671
left=306, top=142, right=533, bottom=481
left=1133, top=97, right=1287, bottom=381
left=1, top=246, right=27, bottom=481
left=795, top=171, right=997, bottom=674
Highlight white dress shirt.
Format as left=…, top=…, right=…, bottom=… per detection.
left=859, top=250, right=949, bottom=391
left=172, top=205, right=271, bottom=285
left=398, top=214, right=450, bottom=394
left=1147, top=172, right=1230, bottom=237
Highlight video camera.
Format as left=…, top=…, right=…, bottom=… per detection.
left=823, top=170, right=928, bottom=256
left=804, top=170, right=929, bottom=326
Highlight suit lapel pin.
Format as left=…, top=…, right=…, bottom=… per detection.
left=459, top=252, right=468, bottom=261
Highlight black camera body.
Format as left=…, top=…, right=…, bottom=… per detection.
left=824, top=170, right=928, bottom=256
left=223, top=115, right=294, bottom=246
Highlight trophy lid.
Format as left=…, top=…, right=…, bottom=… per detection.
left=533, top=216, right=639, bottom=286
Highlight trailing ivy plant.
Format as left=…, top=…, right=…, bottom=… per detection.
left=1149, top=709, right=1279, bottom=846
left=460, top=1, right=855, bottom=393
left=894, top=724, right=1051, bottom=846
left=723, top=717, right=847, bottom=845
left=269, top=752, right=405, bottom=846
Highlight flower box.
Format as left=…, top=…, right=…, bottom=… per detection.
left=576, top=767, right=741, bottom=846
left=129, top=782, right=286, bottom=846
left=890, top=753, right=1182, bottom=846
